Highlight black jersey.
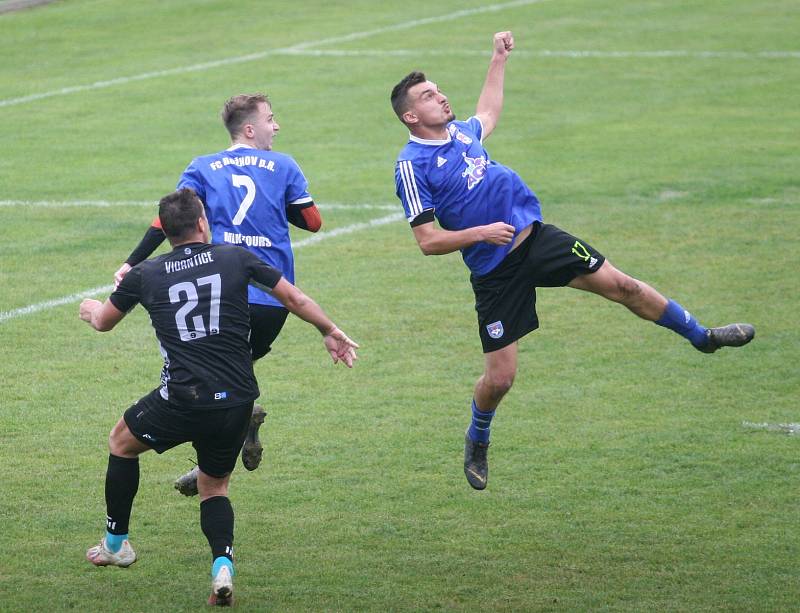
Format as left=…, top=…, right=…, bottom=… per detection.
left=110, top=242, right=281, bottom=409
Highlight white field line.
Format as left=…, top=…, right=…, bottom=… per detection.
left=0, top=199, right=157, bottom=208
left=292, top=211, right=402, bottom=248
left=288, top=0, right=547, bottom=51
left=0, top=200, right=397, bottom=211
left=742, top=421, right=800, bottom=435
left=277, top=48, right=800, bottom=59
left=0, top=285, right=115, bottom=324
left=0, top=212, right=403, bottom=324
left=0, top=0, right=546, bottom=109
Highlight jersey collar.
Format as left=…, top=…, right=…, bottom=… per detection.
left=227, top=143, right=255, bottom=151
left=408, top=132, right=452, bottom=146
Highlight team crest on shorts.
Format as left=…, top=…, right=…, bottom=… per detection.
left=486, top=320, right=504, bottom=339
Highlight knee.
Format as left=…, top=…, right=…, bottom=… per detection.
left=198, top=471, right=230, bottom=500
left=484, top=370, right=516, bottom=397
left=107, top=428, right=124, bottom=456
left=613, top=275, right=644, bottom=304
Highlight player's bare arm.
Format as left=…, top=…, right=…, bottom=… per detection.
left=79, top=298, right=127, bottom=332
left=269, top=278, right=359, bottom=367
left=475, top=31, right=514, bottom=140
left=412, top=220, right=515, bottom=256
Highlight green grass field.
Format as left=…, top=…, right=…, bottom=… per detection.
left=1, top=0, right=798, bottom=610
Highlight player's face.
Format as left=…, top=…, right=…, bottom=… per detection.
left=250, top=102, right=280, bottom=150
left=406, top=81, right=454, bottom=128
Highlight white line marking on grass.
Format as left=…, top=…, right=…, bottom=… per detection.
left=0, top=0, right=546, bottom=109
left=0, top=212, right=403, bottom=324
left=276, top=48, right=800, bottom=60
left=288, top=0, right=547, bottom=51
left=317, top=203, right=397, bottom=211
left=0, top=199, right=397, bottom=211
left=0, top=199, right=156, bottom=208
left=0, top=285, right=114, bottom=324
left=0, top=52, right=287, bottom=109
left=742, top=421, right=800, bottom=435
left=293, top=212, right=403, bottom=248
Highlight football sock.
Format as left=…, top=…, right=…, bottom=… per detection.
left=212, top=556, right=235, bottom=578
left=104, top=454, right=139, bottom=551
left=467, top=399, right=495, bottom=444
left=201, top=496, right=235, bottom=569
left=655, top=299, right=708, bottom=347
left=105, top=531, right=127, bottom=553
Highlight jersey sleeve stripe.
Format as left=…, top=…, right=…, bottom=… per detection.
left=288, top=196, right=314, bottom=205
left=398, top=160, right=422, bottom=217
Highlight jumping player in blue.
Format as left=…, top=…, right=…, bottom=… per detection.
left=115, top=93, right=322, bottom=490
left=391, top=32, right=755, bottom=491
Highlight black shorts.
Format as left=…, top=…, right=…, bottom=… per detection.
left=471, top=222, right=605, bottom=353
left=123, top=389, right=253, bottom=478
left=249, top=304, right=289, bottom=361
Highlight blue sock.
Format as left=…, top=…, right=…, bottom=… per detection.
left=105, top=531, right=127, bottom=553
left=467, top=399, right=495, bottom=444
left=212, top=556, right=234, bottom=578
left=655, top=299, right=708, bottom=347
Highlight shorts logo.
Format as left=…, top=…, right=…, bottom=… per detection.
left=572, top=240, right=590, bottom=262
left=486, top=320, right=504, bottom=339
left=589, top=256, right=598, bottom=268
left=214, top=391, right=228, bottom=400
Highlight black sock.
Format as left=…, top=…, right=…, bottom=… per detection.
left=105, top=454, right=139, bottom=535
left=200, top=496, right=235, bottom=562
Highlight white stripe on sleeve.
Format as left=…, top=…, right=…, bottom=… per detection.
left=398, top=160, right=422, bottom=216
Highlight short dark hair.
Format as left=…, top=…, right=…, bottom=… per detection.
left=390, top=71, right=426, bottom=124
left=158, top=188, right=204, bottom=241
left=221, top=93, right=270, bottom=138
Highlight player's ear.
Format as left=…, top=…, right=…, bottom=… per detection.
left=402, top=111, right=418, bottom=126
left=198, top=214, right=209, bottom=240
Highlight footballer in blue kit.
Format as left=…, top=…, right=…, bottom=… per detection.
left=116, top=94, right=322, bottom=485
left=396, top=115, right=542, bottom=277
left=392, top=32, right=755, bottom=491
left=178, top=144, right=312, bottom=309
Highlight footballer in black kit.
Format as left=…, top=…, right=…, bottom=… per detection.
left=82, top=188, right=358, bottom=606
left=112, top=242, right=281, bottom=477
left=114, top=243, right=279, bottom=411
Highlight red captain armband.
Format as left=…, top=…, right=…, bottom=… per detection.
left=287, top=202, right=322, bottom=232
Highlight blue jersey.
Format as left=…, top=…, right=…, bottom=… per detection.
left=394, top=117, right=542, bottom=276
left=178, top=144, right=312, bottom=307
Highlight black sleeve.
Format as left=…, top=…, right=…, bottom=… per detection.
left=409, top=208, right=435, bottom=227
left=286, top=200, right=318, bottom=230
left=241, top=249, right=282, bottom=291
left=109, top=265, right=143, bottom=313
left=125, top=226, right=166, bottom=265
